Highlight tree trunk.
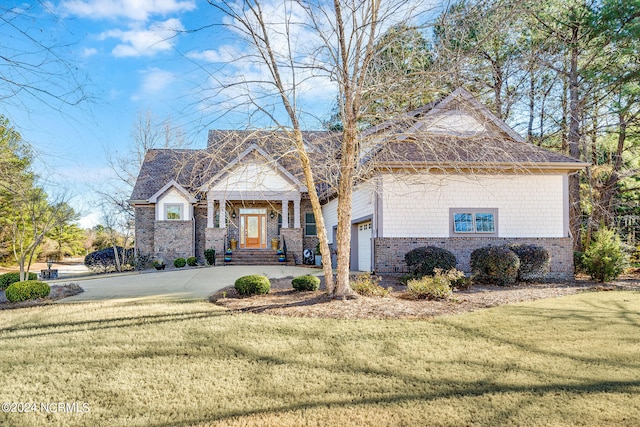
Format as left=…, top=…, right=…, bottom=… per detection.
left=568, top=26, right=583, bottom=251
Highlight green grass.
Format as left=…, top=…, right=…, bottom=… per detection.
left=1, top=292, right=639, bottom=426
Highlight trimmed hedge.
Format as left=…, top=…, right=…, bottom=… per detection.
left=204, top=249, right=216, bottom=266
left=509, top=244, right=550, bottom=282
left=235, top=275, right=271, bottom=295
left=186, top=256, right=198, bottom=267
left=5, top=280, right=50, bottom=302
left=404, top=246, right=457, bottom=277
left=292, top=275, right=320, bottom=291
left=471, top=246, right=520, bottom=286
left=173, top=258, right=187, bottom=268
left=0, top=272, right=38, bottom=290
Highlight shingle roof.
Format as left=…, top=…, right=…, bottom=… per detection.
left=130, top=88, right=587, bottom=202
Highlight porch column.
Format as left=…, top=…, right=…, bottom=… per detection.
left=281, top=199, right=289, bottom=228
left=219, top=199, right=226, bottom=229
left=293, top=198, right=301, bottom=228
left=207, top=198, right=214, bottom=228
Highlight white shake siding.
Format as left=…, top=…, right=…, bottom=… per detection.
left=382, top=173, right=566, bottom=238
left=322, top=186, right=375, bottom=244
left=156, top=188, right=193, bottom=221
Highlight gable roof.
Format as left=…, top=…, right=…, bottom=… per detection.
left=361, top=87, right=587, bottom=171
left=148, top=180, right=197, bottom=204
left=200, top=143, right=307, bottom=192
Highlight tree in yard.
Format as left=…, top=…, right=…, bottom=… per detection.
left=204, top=0, right=429, bottom=297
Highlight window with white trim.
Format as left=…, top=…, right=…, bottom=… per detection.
left=305, top=212, right=317, bottom=236
left=165, top=204, right=183, bottom=220
left=450, top=208, right=498, bottom=236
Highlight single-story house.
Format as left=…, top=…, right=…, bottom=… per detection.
left=129, top=88, right=587, bottom=278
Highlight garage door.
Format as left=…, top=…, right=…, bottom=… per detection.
left=357, top=221, right=372, bottom=271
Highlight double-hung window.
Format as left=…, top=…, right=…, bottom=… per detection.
left=450, top=208, right=498, bottom=236
left=304, top=212, right=317, bottom=236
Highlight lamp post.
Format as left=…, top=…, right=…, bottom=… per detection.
left=47, top=258, right=53, bottom=270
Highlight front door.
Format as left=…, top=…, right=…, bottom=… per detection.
left=239, top=209, right=267, bottom=249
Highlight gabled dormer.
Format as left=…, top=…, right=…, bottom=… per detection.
left=149, top=180, right=197, bottom=221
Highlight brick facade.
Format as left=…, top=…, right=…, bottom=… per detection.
left=153, top=220, right=194, bottom=261
left=134, top=206, right=155, bottom=259
left=374, top=237, right=574, bottom=279
left=280, top=228, right=303, bottom=264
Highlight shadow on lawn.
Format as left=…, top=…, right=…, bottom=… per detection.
left=0, top=309, right=227, bottom=341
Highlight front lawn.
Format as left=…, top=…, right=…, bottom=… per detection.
left=1, top=292, right=639, bottom=426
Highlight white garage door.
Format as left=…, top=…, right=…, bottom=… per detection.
left=357, top=221, right=372, bottom=271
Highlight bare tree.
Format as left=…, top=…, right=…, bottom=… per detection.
left=204, top=0, right=427, bottom=296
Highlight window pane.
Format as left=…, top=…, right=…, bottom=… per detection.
left=167, top=205, right=181, bottom=220
left=305, top=212, right=316, bottom=236
left=475, top=213, right=495, bottom=232
left=454, top=213, right=473, bottom=232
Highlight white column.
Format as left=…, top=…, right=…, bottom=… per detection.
left=207, top=199, right=214, bottom=228
left=219, top=199, right=226, bottom=229
left=293, top=198, right=301, bottom=228
left=281, top=199, right=289, bottom=228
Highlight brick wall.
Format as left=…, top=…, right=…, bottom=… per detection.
left=134, top=206, right=155, bottom=258
left=205, top=228, right=227, bottom=264
left=154, top=220, right=194, bottom=261
left=281, top=228, right=303, bottom=264
left=374, top=237, right=574, bottom=279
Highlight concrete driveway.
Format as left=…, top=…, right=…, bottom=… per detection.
left=56, top=265, right=322, bottom=303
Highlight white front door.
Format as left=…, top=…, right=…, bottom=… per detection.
left=357, top=221, right=372, bottom=271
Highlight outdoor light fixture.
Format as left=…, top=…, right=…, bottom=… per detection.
left=231, top=210, right=236, bottom=219
left=270, top=211, right=275, bottom=219
left=47, top=258, right=53, bottom=269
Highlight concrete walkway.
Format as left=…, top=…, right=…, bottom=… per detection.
left=56, top=265, right=322, bottom=303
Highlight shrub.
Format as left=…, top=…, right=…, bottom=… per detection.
left=186, top=256, right=198, bottom=267
left=234, top=275, right=271, bottom=295
left=350, top=273, right=390, bottom=297
left=574, top=251, right=586, bottom=274
left=173, top=258, right=187, bottom=268
left=204, top=249, right=216, bottom=266
left=406, top=269, right=461, bottom=300
left=509, top=244, right=550, bottom=282
left=84, top=247, right=133, bottom=272
left=471, top=246, right=520, bottom=286
left=582, top=227, right=628, bottom=282
left=404, top=246, right=457, bottom=278
left=292, top=275, right=320, bottom=291
left=0, top=272, right=38, bottom=290
left=5, top=280, right=50, bottom=302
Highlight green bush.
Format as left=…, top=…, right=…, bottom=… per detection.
left=404, top=246, right=457, bottom=278
left=471, top=246, right=520, bottom=286
left=509, top=244, right=550, bottom=282
left=406, top=269, right=460, bottom=300
left=173, top=258, right=187, bottom=268
left=204, top=249, right=216, bottom=266
left=234, top=275, right=271, bottom=295
left=350, top=273, right=390, bottom=297
left=186, top=256, right=198, bottom=267
left=573, top=251, right=586, bottom=274
left=0, top=272, right=38, bottom=290
left=5, top=280, right=50, bottom=302
left=292, top=275, right=320, bottom=291
left=582, top=227, right=628, bottom=282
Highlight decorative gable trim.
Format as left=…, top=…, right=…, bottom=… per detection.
left=199, top=143, right=307, bottom=192
left=148, top=180, right=197, bottom=204
left=418, top=87, right=526, bottom=143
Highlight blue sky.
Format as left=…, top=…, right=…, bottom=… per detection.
left=1, top=0, right=428, bottom=227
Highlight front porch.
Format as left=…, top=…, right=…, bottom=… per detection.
left=204, top=199, right=305, bottom=265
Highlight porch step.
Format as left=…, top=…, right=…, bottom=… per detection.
left=222, top=249, right=295, bottom=266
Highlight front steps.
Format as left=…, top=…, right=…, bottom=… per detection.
left=221, top=249, right=295, bottom=266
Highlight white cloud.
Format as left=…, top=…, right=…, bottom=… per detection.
left=59, top=0, right=196, bottom=22
left=82, top=47, right=98, bottom=57
left=100, top=18, right=184, bottom=57
left=131, top=67, right=176, bottom=101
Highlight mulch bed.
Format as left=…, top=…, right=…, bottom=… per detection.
left=0, top=284, right=84, bottom=310
left=210, top=272, right=640, bottom=320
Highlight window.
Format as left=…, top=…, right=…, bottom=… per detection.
left=450, top=208, right=498, bottom=236
left=165, top=204, right=183, bottom=220
left=305, top=212, right=317, bottom=236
